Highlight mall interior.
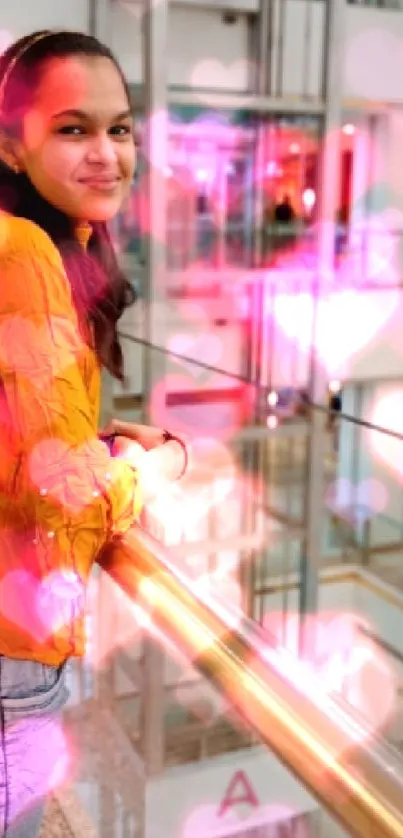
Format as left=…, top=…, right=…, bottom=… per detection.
left=5, top=0, right=403, bottom=836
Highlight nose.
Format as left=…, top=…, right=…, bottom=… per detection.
left=86, top=132, right=117, bottom=165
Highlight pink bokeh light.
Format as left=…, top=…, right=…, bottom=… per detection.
left=325, top=477, right=388, bottom=522
left=29, top=437, right=128, bottom=514
left=272, top=284, right=398, bottom=380
left=145, top=436, right=237, bottom=538
left=148, top=373, right=251, bottom=441
left=262, top=610, right=395, bottom=744
left=168, top=331, right=224, bottom=374
left=3, top=716, right=70, bottom=828
left=0, top=568, right=85, bottom=644
left=182, top=802, right=309, bottom=838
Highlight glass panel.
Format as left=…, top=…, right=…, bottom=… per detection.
left=328, top=381, right=403, bottom=577
left=112, top=111, right=402, bottom=295
left=66, top=106, right=403, bottom=836
left=166, top=109, right=256, bottom=278
left=259, top=116, right=321, bottom=272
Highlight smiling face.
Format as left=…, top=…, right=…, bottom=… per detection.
left=14, top=54, right=136, bottom=222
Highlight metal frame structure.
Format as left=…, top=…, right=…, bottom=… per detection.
left=99, top=526, right=403, bottom=837
left=138, top=0, right=340, bottom=787
left=77, top=1, right=393, bottom=836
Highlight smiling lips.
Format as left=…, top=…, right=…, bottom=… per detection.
left=79, top=175, right=122, bottom=191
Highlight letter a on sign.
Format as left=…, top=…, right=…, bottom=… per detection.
left=218, top=770, right=260, bottom=817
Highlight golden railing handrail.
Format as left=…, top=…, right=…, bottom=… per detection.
left=99, top=526, right=403, bottom=838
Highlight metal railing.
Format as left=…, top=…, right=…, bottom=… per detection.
left=99, top=525, right=403, bottom=838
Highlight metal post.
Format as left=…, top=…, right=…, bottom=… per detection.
left=257, top=0, right=273, bottom=97
left=143, top=0, right=168, bottom=409
left=242, top=0, right=274, bottom=616
left=139, top=638, right=165, bottom=777
left=251, top=0, right=273, bottom=265
left=88, top=0, right=110, bottom=43
left=299, top=0, right=345, bottom=654
left=140, top=0, right=169, bottom=779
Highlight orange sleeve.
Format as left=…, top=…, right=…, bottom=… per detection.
left=0, top=216, right=141, bottom=573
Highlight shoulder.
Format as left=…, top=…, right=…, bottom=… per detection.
left=0, top=212, right=63, bottom=267
left=0, top=213, right=72, bottom=316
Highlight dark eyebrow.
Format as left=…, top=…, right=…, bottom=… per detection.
left=51, top=108, right=134, bottom=121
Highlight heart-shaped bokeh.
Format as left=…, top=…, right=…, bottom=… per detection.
left=149, top=374, right=252, bottom=441
left=182, top=802, right=310, bottom=838
left=273, top=284, right=398, bottom=380
left=145, top=437, right=237, bottom=539
left=29, top=437, right=125, bottom=514
left=325, top=477, right=388, bottom=524
left=0, top=569, right=84, bottom=644
left=5, top=716, right=70, bottom=828
left=261, top=610, right=395, bottom=746
left=168, top=332, right=224, bottom=378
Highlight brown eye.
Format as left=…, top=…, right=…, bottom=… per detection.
left=57, top=125, right=85, bottom=136
left=110, top=125, right=132, bottom=137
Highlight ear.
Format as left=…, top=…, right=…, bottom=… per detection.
left=0, top=129, right=22, bottom=173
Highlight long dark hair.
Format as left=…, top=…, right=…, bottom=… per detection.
left=0, top=30, right=136, bottom=381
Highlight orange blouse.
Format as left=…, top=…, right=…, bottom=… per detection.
left=0, top=213, right=141, bottom=666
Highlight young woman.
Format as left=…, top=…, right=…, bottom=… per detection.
left=0, top=28, right=185, bottom=836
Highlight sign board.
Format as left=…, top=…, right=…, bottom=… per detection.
left=145, top=746, right=317, bottom=838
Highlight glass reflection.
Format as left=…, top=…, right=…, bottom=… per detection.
left=166, top=109, right=256, bottom=271
left=112, top=108, right=397, bottom=291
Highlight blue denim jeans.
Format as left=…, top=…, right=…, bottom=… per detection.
left=0, top=656, right=69, bottom=837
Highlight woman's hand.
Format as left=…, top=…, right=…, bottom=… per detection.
left=109, top=434, right=187, bottom=498
left=100, top=420, right=188, bottom=481
left=110, top=436, right=146, bottom=467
